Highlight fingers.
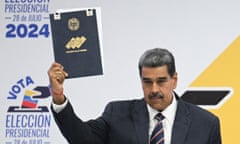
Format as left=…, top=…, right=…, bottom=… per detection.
left=48, top=62, right=68, bottom=84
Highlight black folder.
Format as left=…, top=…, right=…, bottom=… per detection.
left=49, top=8, right=103, bottom=78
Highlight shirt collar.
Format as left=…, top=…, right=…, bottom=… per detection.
left=147, top=92, right=177, bottom=125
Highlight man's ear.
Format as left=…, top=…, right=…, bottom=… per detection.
left=172, top=72, right=178, bottom=89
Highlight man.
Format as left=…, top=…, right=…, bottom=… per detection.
left=48, top=48, right=222, bottom=144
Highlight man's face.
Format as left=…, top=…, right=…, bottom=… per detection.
left=141, top=66, right=177, bottom=111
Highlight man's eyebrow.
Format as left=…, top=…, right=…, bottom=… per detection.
left=157, top=77, right=167, bottom=80
left=142, top=77, right=167, bottom=81
left=142, top=77, right=151, bottom=81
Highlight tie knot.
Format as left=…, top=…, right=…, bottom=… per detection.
left=155, top=113, right=164, bottom=121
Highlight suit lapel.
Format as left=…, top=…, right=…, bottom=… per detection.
left=171, top=99, right=192, bottom=144
left=131, top=99, right=149, bottom=144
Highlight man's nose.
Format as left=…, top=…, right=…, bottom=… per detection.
left=152, top=82, right=159, bottom=93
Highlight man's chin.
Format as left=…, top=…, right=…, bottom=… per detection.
left=149, top=103, right=165, bottom=111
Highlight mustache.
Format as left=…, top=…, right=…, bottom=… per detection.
left=149, top=92, right=164, bottom=99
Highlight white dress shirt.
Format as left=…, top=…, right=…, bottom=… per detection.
left=147, top=94, right=177, bottom=144
left=52, top=98, right=68, bottom=113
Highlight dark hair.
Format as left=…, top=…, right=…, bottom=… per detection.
left=138, top=48, right=176, bottom=77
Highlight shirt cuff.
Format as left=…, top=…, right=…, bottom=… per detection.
left=51, top=98, right=68, bottom=113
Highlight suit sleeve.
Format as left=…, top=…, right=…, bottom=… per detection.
left=51, top=101, right=111, bottom=144
left=208, top=117, right=222, bottom=144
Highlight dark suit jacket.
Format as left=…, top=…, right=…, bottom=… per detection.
left=51, top=95, right=222, bottom=144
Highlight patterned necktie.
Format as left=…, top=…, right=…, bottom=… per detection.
left=150, top=113, right=165, bottom=144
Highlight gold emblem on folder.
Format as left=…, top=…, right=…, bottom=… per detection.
left=68, top=18, right=80, bottom=31
left=65, top=36, right=87, bottom=49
